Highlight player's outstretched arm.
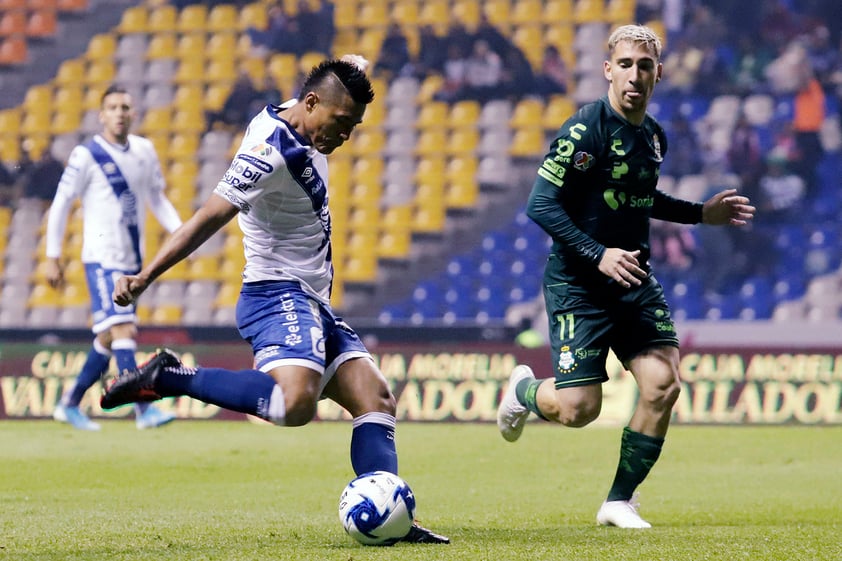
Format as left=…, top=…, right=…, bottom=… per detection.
left=113, top=194, right=239, bottom=305
left=701, top=188, right=756, bottom=226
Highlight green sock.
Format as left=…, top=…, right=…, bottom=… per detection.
left=606, top=426, right=664, bottom=502
left=515, top=378, right=548, bottom=421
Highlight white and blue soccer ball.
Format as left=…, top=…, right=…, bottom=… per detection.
left=338, top=471, right=416, bottom=546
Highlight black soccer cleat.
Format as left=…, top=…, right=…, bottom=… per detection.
left=400, top=522, right=450, bottom=544
left=100, top=349, right=183, bottom=410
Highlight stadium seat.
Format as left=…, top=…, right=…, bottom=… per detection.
left=206, top=32, right=238, bottom=62
left=573, top=0, right=604, bottom=23
left=0, top=36, right=27, bottom=65
left=0, top=108, right=21, bottom=136
left=415, top=129, right=449, bottom=157
left=509, top=98, right=544, bottom=128
left=117, top=6, right=148, bottom=34
left=415, top=101, right=449, bottom=130
left=452, top=0, right=481, bottom=27
left=85, top=33, right=116, bottom=61
left=509, top=127, right=546, bottom=157
left=482, top=0, right=510, bottom=28
left=176, top=32, right=206, bottom=60
left=238, top=3, right=267, bottom=31
left=206, top=4, right=238, bottom=33
left=51, top=110, right=81, bottom=135
left=390, top=1, right=419, bottom=26
left=447, top=128, right=480, bottom=155
left=54, top=59, right=86, bottom=85
left=56, top=0, right=88, bottom=13
left=25, top=8, right=58, bottom=39
left=448, top=100, right=481, bottom=128
left=544, top=95, right=576, bottom=127
left=418, top=0, right=449, bottom=26
left=85, top=60, right=115, bottom=85
left=358, top=1, right=389, bottom=28
left=147, top=5, right=177, bottom=33
left=510, top=0, right=542, bottom=25
left=0, top=10, right=26, bottom=37
left=176, top=3, right=207, bottom=34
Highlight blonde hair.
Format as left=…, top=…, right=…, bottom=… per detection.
left=607, top=24, right=663, bottom=60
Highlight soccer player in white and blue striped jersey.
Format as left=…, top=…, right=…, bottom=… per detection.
left=103, top=56, right=449, bottom=544
left=46, top=84, right=182, bottom=431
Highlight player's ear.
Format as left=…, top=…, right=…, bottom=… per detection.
left=303, top=91, right=319, bottom=112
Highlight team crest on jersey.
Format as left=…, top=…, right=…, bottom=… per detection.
left=573, top=151, right=594, bottom=171
left=250, top=143, right=272, bottom=157
left=558, top=345, right=577, bottom=373
left=652, top=134, right=662, bottom=161
left=103, top=162, right=117, bottom=174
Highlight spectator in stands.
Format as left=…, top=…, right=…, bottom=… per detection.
left=501, top=44, right=536, bottom=102
left=413, top=24, right=448, bottom=78
left=296, top=0, right=334, bottom=56
left=660, top=113, right=703, bottom=179
left=765, top=40, right=809, bottom=94
left=532, top=45, right=568, bottom=99
left=729, top=35, right=774, bottom=96
left=471, top=14, right=512, bottom=61
left=755, top=149, right=806, bottom=223
left=433, top=43, right=468, bottom=103
left=249, top=75, right=283, bottom=117
left=246, top=1, right=290, bottom=57
left=804, top=25, right=838, bottom=87
left=0, top=161, right=17, bottom=207
left=727, top=114, right=765, bottom=196
left=461, top=39, right=504, bottom=103
left=21, top=146, right=64, bottom=212
left=759, top=0, right=806, bottom=54
left=650, top=222, right=696, bottom=275
left=791, top=66, right=825, bottom=197
left=207, top=72, right=262, bottom=132
left=375, top=23, right=411, bottom=80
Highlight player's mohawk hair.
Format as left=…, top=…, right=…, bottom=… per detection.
left=607, top=24, right=663, bottom=60
left=299, top=55, right=374, bottom=105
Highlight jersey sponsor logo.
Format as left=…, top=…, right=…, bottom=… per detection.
left=235, top=154, right=274, bottom=173
left=603, top=188, right=626, bottom=210
left=538, top=159, right=566, bottom=186
left=557, top=345, right=578, bottom=373
left=255, top=345, right=283, bottom=364
left=220, top=189, right=251, bottom=213
left=249, top=143, right=272, bottom=157
left=223, top=157, right=270, bottom=189
left=629, top=194, right=654, bottom=208
left=572, top=151, right=594, bottom=171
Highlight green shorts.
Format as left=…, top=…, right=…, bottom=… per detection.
left=542, top=272, right=679, bottom=389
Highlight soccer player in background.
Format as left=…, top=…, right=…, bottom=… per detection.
left=497, top=25, right=755, bottom=528
left=101, top=56, right=449, bottom=544
left=46, top=84, right=182, bottom=431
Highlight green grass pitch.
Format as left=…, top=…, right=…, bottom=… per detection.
left=2, top=421, right=840, bottom=560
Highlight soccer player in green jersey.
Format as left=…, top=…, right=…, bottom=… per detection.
left=497, top=24, right=755, bottom=528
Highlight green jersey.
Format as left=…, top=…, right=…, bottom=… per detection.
left=527, top=96, right=702, bottom=285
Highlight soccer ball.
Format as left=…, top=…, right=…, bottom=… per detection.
left=338, top=471, right=416, bottom=546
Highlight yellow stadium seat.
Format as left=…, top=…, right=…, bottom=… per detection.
left=341, top=250, right=378, bottom=283
left=147, top=5, right=177, bottom=33
left=174, top=58, right=205, bottom=83
left=167, top=159, right=199, bottom=183
left=177, top=3, right=207, bottom=33
left=448, top=100, right=480, bottom=128
left=412, top=199, right=446, bottom=234
left=418, top=0, right=448, bottom=26
left=416, top=74, right=444, bottom=103
left=150, top=304, right=182, bottom=325
left=173, top=84, right=204, bottom=110
left=349, top=129, right=385, bottom=157
left=545, top=23, right=574, bottom=52
left=416, top=102, right=448, bottom=130
left=21, top=111, right=51, bottom=136
left=574, top=0, right=604, bottom=23
left=509, top=98, right=544, bottom=128
left=188, top=255, right=222, bottom=281
left=358, top=1, right=388, bottom=28
left=333, top=0, right=357, bottom=29
left=168, top=132, right=200, bottom=160
left=0, top=108, right=21, bottom=135
left=204, top=82, right=230, bottom=111
left=447, top=128, right=479, bottom=155
left=27, top=284, right=61, bottom=308
left=351, top=157, right=383, bottom=185
left=171, top=108, right=205, bottom=133
left=446, top=155, right=478, bottom=183
left=51, top=110, right=81, bottom=135
left=85, top=33, right=116, bottom=60
left=61, top=283, right=89, bottom=307
left=85, top=60, right=115, bottom=85
left=0, top=135, right=21, bottom=161
left=206, top=4, right=238, bottom=32
left=482, top=0, right=510, bottom=27
left=510, top=0, right=542, bottom=24
left=238, top=3, right=267, bottom=31
left=53, top=86, right=83, bottom=113
left=146, top=33, right=176, bottom=59
left=445, top=178, right=479, bottom=209
left=240, top=56, right=267, bottom=85
left=390, top=1, right=418, bottom=25
left=512, top=25, right=544, bottom=69
left=140, top=107, right=172, bottom=135
left=213, top=281, right=240, bottom=308
left=147, top=131, right=169, bottom=157
left=378, top=228, right=411, bottom=259
left=509, top=127, right=546, bottom=157
left=605, top=0, right=634, bottom=23
left=176, top=32, right=206, bottom=60
left=117, top=6, right=148, bottom=34
left=415, top=129, right=448, bottom=157
left=452, top=0, right=481, bottom=27
left=268, top=52, right=298, bottom=80
left=543, top=0, right=573, bottom=23
left=206, top=32, right=237, bottom=61
left=414, top=156, right=446, bottom=185
left=54, top=58, right=85, bottom=86
left=206, top=58, right=238, bottom=83
left=544, top=95, right=576, bottom=127
left=381, top=204, right=412, bottom=231
left=330, top=278, right=345, bottom=309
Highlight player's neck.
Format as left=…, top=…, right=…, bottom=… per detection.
left=101, top=131, right=129, bottom=147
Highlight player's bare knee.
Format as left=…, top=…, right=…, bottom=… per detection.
left=283, top=398, right=318, bottom=426
left=558, top=406, right=600, bottom=427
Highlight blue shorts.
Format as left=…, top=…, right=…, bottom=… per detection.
left=236, top=281, right=370, bottom=390
left=84, top=263, right=138, bottom=334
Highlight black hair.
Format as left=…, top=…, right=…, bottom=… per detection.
left=298, top=59, right=374, bottom=105
left=101, top=84, right=129, bottom=105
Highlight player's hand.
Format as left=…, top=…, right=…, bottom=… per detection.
left=598, top=248, right=646, bottom=288
left=44, top=258, right=64, bottom=289
left=702, top=189, right=756, bottom=226
left=113, top=274, right=148, bottom=306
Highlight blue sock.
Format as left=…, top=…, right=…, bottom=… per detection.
left=158, top=366, right=278, bottom=417
left=112, top=338, right=150, bottom=415
left=65, top=340, right=111, bottom=407
left=350, top=412, right=398, bottom=475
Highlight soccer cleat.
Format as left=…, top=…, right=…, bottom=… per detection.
left=596, top=493, right=652, bottom=528
left=497, top=364, right=534, bottom=442
left=135, top=404, right=177, bottom=430
left=100, top=349, right=183, bottom=410
left=53, top=403, right=101, bottom=431
left=400, top=522, right=450, bottom=544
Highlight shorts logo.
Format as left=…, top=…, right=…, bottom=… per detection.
left=255, top=345, right=282, bottom=364
left=573, top=151, right=594, bottom=171
left=558, top=345, right=577, bottom=373
left=279, top=293, right=303, bottom=346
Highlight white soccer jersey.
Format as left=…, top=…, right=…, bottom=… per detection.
left=214, top=102, right=334, bottom=302
left=45, top=134, right=181, bottom=271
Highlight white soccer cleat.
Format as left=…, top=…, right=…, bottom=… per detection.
left=53, top=403, right=101, bottom=431
left=596, top=493, right=652, bottom=528
left=497, top=365, right=535, bottom=442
